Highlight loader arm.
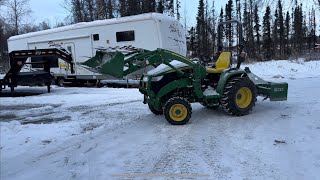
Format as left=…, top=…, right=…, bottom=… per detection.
left=82, top=48, right=197, bottom=78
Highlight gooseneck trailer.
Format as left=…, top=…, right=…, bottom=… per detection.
left=0, top=48, right=74, bottom=94
left=7, top=13, right=186, bottom=86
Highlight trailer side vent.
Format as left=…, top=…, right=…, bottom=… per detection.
left=116, top=31, right=135, bottom=42
left=93, top=34, right=100, bottom=41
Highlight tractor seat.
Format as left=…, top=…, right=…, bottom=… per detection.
left=206, top=51, right=231, bottom=74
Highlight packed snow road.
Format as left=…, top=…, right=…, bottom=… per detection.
left=1, top=60, right=320, bottom=180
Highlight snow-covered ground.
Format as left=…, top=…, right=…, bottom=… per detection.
left=1, top=60, right=320, bottom=180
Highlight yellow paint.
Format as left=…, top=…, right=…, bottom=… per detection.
left=206, top=51, right=231, bottom=74
left=235, top=87, right=252, bottom=109
left=169, top=104, right=188, bottom=122
left=59, top=63, right=69, bottom=69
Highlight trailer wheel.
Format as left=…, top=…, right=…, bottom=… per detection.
left=164, top=97, right=192, bottom=125
left=221, top=76, right=257, bottom=116
left=51, top=77, right=56, bottom=85
left=57, top=77, right=65, bottom=87
left=148, top=103, right=163, bottom=115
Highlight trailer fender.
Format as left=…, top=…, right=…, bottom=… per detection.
left=215, top=69, right=247, bottom=95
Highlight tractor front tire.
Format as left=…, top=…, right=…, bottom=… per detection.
left=148, top=103, right=163, bottom=115
left=164, top=97, right=192, bottom=125
left=221, top=76, right=257, bottom=116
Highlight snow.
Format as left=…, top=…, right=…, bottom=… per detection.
left=244, top=60, right=320, bottom=80
left=1, top=60, right=320, bottom=179
left=203, top=86, right=218, bottom=96
left=147, top=60, right=189, bottom=76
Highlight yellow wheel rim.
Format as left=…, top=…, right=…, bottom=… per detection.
left=169, top=104, right=188, bottom=122
left=235, top=87, right=252, bottom=109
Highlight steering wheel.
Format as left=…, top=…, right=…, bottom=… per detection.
left=199, top=55, right=212, bottom=66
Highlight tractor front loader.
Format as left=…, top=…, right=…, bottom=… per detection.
left=83, top=20, right=288, bottom=125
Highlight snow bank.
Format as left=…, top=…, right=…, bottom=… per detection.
left=244, top=60, right=320, bottom=80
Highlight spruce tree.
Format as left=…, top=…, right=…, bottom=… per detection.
left=225, top=0, right=234, bottom=47
left=263, top=6, right=272, bottom=60
left=278, top=0, right=285, bottom=57
left=218, top=8, right=225, bottom=43
left=107, top=0, right=114, bottom=19
left=157, top=0, right=164, bottom=13
left=293, top=4, right=303, bottom=53
left=167, top=0, right=174, bottom=16
left=284, top=11, right=291, bottom=55
left=176, top=0, right=181, bottom=20
left=253, top=4, right=261, bottom=55
left=96, top=0, right=107, bottom=20
left=196, top=0, right=205, bottom=56
left=272, top=9, right=279, bottom=58
left=142, top=0, right=156, bottom=13
left=188, top=27, right=196, bottom=57
left=311, top=7, right=316, bottom=50
left=211, top=0, right=217, bottom=52
left=119, top=0, right=127, bottom=17
left=235, top=0, right=241, bottom=22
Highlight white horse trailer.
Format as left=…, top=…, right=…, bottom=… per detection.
left=7, top=13, right=186, bottom=86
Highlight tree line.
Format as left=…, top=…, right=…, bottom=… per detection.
left=64, top=0, right=179, bottom=23
left=191, top=0, right=319, bottom=61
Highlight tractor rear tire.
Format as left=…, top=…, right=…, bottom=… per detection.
left=148, top=103, right=163, bottom=115
left=221, top=76, right=257, bottom=116
left=164, top=97, right=192, bottom=125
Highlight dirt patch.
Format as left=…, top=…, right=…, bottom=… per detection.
left=0, top=91, right=46, bottom=97
left=21, top=116, right=71, bottom=125
left=81, top=123, right=103, bottom=133
left=0, top=104, right=43, bottom=111
left=67, top=100, right=141, bottom=111
left=0, top=114, right=18, bottom=122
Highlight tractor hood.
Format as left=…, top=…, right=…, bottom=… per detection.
left=147, top=60, right=190, bottom=77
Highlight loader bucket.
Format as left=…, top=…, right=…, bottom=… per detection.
left=82, top=51, right=125, bottom=78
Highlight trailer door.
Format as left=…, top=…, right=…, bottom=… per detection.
left=64, top=43, right=76, bottom=75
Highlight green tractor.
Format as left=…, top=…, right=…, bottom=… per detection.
left=83, top=20, right=288, bottom=125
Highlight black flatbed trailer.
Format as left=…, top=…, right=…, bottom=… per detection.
left=0, top=48, right=74, bottom=95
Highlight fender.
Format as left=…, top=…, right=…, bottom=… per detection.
left=153, top=78, right=193, bottom=110
left=215, top=69, right=247, bottom=94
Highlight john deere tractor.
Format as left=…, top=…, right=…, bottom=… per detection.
left=83, top=20, right=288, bottom=125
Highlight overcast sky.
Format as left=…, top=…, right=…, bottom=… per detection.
left=29, top=0, right=69, bottom=25
left=27, top=0, right=318, bottom=28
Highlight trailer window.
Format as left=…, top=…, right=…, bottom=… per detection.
left=116, top=31, right=135, bottom=42
left=67, top=46, right=72, bottom=54
left=93, top=34, right=99, bottom=41
left=31, top=56, right=58, bottom=68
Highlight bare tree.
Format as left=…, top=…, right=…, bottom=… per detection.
left=38, top=20, right=51, bottom=30
left=5, top=0, right=31, bottom=35
left=0, top=0, right=6, bottom=6
left=96, top=0, right=107, bottom=19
